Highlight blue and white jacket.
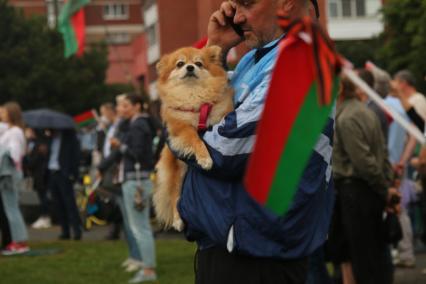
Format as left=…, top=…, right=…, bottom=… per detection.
left=177, top=38, right=335, bottom=259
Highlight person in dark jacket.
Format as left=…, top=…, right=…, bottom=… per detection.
left=99, top=94, right=157, bottom=282
left=98, top=95, right=145, bottom=273
left=48, top=129, right=81, bottom=240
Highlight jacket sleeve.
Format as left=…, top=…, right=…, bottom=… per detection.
left=98, top=149, right=122, bottom=173
left=173, top=74, right=272, bottom=181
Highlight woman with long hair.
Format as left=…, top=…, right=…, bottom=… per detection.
left=0, top=102, right=30, bottom=255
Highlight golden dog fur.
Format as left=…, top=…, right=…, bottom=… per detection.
left=154, top=46, right=233, bottom=231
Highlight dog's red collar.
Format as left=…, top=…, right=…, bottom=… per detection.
left=170, top=103, right=213, bottom=131
left=198, top=103, right=213, bottom=131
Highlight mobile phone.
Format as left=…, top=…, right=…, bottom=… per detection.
left=226, top=16, right=244, bottom=38
left=225, top=5, right=244, bottom=38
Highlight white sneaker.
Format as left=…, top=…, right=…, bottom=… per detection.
left=122, top=258, right=133, bottom=268
left=31, top=217, right=52, bottom=229
left=129, top=270, right=157, bottom=283
left=125, top=260, right=144, bottom=273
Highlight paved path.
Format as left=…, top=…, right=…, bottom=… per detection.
left=394, top=252, right=426, bottom=284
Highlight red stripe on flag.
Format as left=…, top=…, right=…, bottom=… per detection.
left=244, top=37, right=315, bottom=205
left=71, top=8, right=86, bottom=57
left=74, top=110, right=95, bottom=123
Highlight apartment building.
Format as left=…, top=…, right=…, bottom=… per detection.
left=8, top=0, right=146, bottom=85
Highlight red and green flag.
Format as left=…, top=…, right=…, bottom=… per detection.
left=74, top=110, right=97, bottom=128
left=244, top=16, right=342, bottom=216
left=58, top=0, right=90, bottom=57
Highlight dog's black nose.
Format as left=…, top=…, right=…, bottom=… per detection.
left=186, top=65, right=195, bottom=72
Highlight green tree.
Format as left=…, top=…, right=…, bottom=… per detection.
left=335, top=39, right=381, bottom=68
left=379, top=0, right=426, bottom=93
left=0, top=0, right=130, bottom=115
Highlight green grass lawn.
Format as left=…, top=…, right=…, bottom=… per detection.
left=0, top=240, right=196, bottom=284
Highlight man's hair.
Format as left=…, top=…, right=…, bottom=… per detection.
left=125, top=93, right=144, bottom=107
left=357, top=69, right=375, bottom=89
left=100, top=102, right=115, bottom=112
left=340, top=75, right=357, bottom=99
left=394, top=70, right=416, bottom=88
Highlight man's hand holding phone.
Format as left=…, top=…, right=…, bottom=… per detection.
left=207, top=1, right=244, bottom=54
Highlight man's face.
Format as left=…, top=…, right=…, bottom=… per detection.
left=230, top=0, right=281, bottom=49
left=390, top=78, right=405, bottom=96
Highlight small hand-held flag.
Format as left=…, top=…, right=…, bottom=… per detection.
left=59, top=0, right=90, bottom=58
left=74, top=109, right=97, bottom=128
left=244, top=14, right=342, bottom=216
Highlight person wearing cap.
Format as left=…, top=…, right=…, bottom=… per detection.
left=170, top=1, right=333, bottom=283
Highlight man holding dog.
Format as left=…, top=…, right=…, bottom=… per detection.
left=175, top=1, right=333, bottom=283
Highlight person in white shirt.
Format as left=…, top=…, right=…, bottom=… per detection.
left=0, top=102, right=30, bottom=255
left=391, top=70, right=426, bottom=123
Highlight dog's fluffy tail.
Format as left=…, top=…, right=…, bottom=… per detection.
left=153, top=146, right=186, bottom=229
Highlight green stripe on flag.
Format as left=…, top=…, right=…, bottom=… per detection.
left=77, top=118, right=96, bottom=128
left=265, top=78, right=339, bottom=215
left=58, top=0, right=90, bottom=57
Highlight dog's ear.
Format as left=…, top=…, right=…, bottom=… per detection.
left=156, top=54, right=170, bottom=74
left=204, top=45, right=222, bottom=65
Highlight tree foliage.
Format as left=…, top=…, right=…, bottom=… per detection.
left=378, top=0, right=426, bottom=93
left=335, top=39, right=381, bottom=68
left=0, top=0, right=130, bottom=115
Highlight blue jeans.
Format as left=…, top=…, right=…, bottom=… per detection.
left=115, top=195, right=142, bottom=261
left=122, top=179, right=156, bottom=268
left=0, top=173, right=28, bottom=243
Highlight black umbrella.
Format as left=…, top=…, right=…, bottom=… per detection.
left=23, top=109, right=76, bottom=129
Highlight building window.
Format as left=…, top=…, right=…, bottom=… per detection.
left=103, top=3, right=129, bottom=20
left=106, top=33, right=131, bottom=45
left=328, top=0, right=379, bottom=19
left=146, top=24, right=158, bottom=47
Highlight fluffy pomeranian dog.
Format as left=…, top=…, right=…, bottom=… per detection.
left=153, top=46, right=233, bottom=231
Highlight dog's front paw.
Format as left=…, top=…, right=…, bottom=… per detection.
left=172, top=217, right=184, bottom=232
left=197, top=156, right=213, bottom=170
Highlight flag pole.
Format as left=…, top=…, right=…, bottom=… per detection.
left=343, top=68, right=426, bottom=145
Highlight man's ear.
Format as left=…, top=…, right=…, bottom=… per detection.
left=204, top=45, right=222, bottom=64
left=156, top=54, right=170, bottom=74
left=278, top=0, right=296, bottom=15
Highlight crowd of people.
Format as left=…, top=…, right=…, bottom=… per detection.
left=322, top=67, right=426, bottom=283
left=0, top=93, right=162, bottom=283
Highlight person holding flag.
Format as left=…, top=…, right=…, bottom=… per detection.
left=170, top=0, right=338, bottom=283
